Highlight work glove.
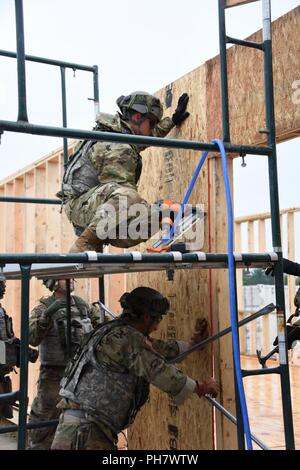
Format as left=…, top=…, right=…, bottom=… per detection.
left=43, top=299, right=68, bottom=318
left=195, top=378, right=219, bottom=398
left=190, top=318, right=209, bottom=346
left=172, top=93, right=190, bottom=126
left=265, top=258, right=300, bottom=277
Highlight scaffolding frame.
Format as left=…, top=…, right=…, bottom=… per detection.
left=0, top=0, right=295, bottom=450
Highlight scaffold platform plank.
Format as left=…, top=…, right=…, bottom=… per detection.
left=0, top=251, right=278, bottom=279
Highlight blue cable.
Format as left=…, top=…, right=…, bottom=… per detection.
left=164, top=150, right=209, bottom=241
left=213, top=138, right=252, bottom=450
left=163, top=140, right=252, bottom=449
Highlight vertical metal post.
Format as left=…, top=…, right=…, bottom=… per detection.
left=98, top=276, right=105, bottom=304
left=218, top=0, right=230, bottom=142
left=14, top=0, right=28, bottom=122
left=60, top=67, right=68, bottom=168
left=65, top=279, right=72, bottom=359
left=219, top=0, right=245, bottom=448
left=93, top=65, right=100, bottom=118
left=18, top=264, right=31, bottom=450
left=262, top=0, right=294, bottom=449
left=233, top=276, right=245, bottom=449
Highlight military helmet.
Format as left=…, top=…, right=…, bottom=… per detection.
left=116, top=91, right=163, bottom=122
left=119, top=286, right=169, bottom=319
left=42, top=278, right=58, bottom=292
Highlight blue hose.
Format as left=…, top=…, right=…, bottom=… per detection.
left=213, top=138, right=252, bottom=450
left=164, top=150, right=209, bottom=241
left=165, top=140, right=252, bottom=449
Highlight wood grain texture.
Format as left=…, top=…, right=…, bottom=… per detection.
left=225, top=0, right=259, bottom=8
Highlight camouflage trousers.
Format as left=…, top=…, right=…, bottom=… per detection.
left=51, top=411, right=117, bottom=450
left=64, top=182, right=160, bottom=248
left=27, top=365, right=65, bottom=450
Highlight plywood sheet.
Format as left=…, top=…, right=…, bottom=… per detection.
left=127, top=66, right=219, bottom=450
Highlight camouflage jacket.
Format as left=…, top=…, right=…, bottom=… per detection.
left=58, top=320, right=196, bottom=438
left=60, top=113, right=174, bottom=199
left=29, top=294, right=102, bottom=348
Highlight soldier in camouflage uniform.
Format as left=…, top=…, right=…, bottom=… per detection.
left=51, top=287, right=219, bottom=450
left=0, top=276, right=38, bottom=420
left=58, top=91, right=190, bottom=252
left=27, top=278, right=102, bottom=450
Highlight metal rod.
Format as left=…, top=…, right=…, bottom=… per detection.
left=0, top=49, right=95, bottom=72
left=218, top=0, right=230, bottom=142
left=65, top=279, right=72, bottom=359
left=226, top=36, right=264, bottom=50
left=0, top=196, right=60, bottom=205
left=242, top=367, right=280, bottom=377
left=17, top=263, right=31, bottom=450
left=60, top=67, right=69, bottom=169
left=0, top=419, right=58, bottom=434
left=0, top=391, right=20, bottom=404
left=233, top=273, right=245, bottom=449
left=0, top=252, right=278, bottom=265
left=262, top=0, right=295, bottom=449
left=205, top=396, right=270, bottom=450
left=14, top=0, right=28, bottom=122
left=0, top=120, right=273, bottom=155
left=98, top=276, right=105, bottom=304
left=170, top=303, right=275, bottom=363
left=93, top=65, right=100, bottom=117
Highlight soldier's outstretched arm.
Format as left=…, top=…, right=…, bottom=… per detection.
left=28, top=304, right=52, bottom=347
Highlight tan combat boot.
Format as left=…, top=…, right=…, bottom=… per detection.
left=69, top=228, right=104, bottom=253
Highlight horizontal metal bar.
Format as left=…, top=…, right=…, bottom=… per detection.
left=0, top=49, right=96, bottom=72
left=0, top=196, right=61, bottom=205
left=0, top=391, right=19, bottom=404
left=0, top=252, right=278, bottom=265
left=242, top=366, right=281, bottom=377
left=170, top=303, right=275, bottom=363
left=0, top=419, right=58, bottom=434
left=226, top=36, right=264, bottom=50
left=0, top=120, right=273, bottom=155
left=205, top=396, right=269, bottom=450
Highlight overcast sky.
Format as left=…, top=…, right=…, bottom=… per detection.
left=0, top=0, right=299, bottom=252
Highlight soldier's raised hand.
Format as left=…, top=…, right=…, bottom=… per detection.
left=190, top=318, right=209, bottom=347
left=172, top=93, right=190, bottom=126
left=195, top=378, right=219, bottom=398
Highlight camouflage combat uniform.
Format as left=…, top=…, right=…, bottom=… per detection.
left=27, top=294, right=101, bottom=450
left=51, top=319, right=195, bottom=450
left=60, top=113, right=174, bottom=248
left=0, top=305, right=16, bottom=419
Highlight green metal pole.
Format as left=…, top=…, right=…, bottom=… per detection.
left=17, top=264, right=31, bottom=450
left=60, top=67, right=69, bottom=169
left=0, top=119, right=273, bottom=155
left=218, top=0, right=230, bottom=142
left=262, top=0, right=294, bottom=449
left=93, top=65, right=100, bottom=117
left=14, top=0, right=28, bottom=122
left=65, top=279, right=72, bottom=359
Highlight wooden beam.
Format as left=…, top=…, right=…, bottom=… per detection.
left=247, top=221, right=255, bottom=252
left=235, top=205, right=300, bottom=224
left=225, top=0, right=259, bottom=8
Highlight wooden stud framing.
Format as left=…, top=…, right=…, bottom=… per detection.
left=225, top=0, right=259, bottom=8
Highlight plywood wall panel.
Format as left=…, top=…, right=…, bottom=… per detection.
left=127, top=67, right=219, bottom=450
